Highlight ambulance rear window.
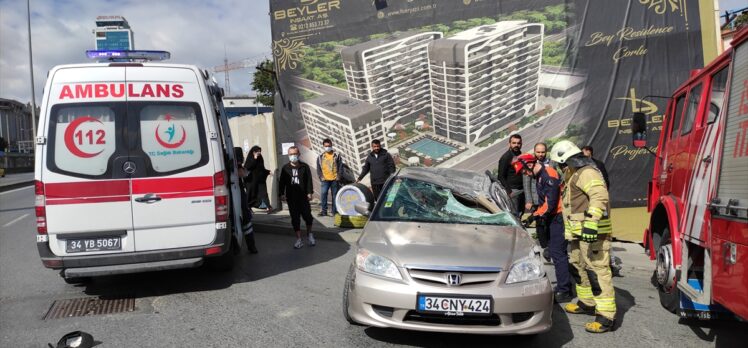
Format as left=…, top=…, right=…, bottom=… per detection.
left=138, top=103, right=206, bottom=173
left=48, top=105, right=119, bottom=177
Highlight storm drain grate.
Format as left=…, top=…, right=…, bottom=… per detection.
left=44, top=297, right=135, bottom=320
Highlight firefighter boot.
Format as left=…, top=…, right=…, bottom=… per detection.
left=564, top=301, right=595, bottom=315
left=585, top=315, right=615, bottom=333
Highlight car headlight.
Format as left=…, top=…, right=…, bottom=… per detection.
left=506, top=251, right=545, bottom=284
left=356, top=248, right=402, bottom=280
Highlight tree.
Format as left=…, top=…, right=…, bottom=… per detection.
left=252, top=59, right=275, bottom=106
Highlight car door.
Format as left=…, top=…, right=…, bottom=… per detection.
left=661, top=92, right=686, bottom=196
left=670, top=83, right=704, bottom=201
left=126, top=66, right=216, bottom=251
left=43, top=66, right=135, bottom=256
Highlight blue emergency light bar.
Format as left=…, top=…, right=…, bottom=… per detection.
left=85, top=50, right=171, bottom=62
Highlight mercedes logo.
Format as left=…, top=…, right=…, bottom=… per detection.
left=123, top=161, right=137, bottom=174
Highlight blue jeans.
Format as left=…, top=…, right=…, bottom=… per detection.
left=320, top=180, right=339, bottom=214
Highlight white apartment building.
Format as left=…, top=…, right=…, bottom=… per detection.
left=341, top=31, right=443, bottom=130
left=299, top=95, right=386, bottom=174
left=429, top=21, right=544, bottom=144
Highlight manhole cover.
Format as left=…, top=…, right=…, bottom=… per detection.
left=44, top=297, right=135, bottom=320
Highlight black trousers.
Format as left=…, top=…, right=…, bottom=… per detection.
left=288, top=195, right=313, bottom=231
left=372, top=184, right=384, bottom=201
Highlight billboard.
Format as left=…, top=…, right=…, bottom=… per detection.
left=269, top=0, right=717, bottom=208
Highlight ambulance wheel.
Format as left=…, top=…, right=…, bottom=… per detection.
left=207, top=248, right=235, bottom=272
left=653, top=228, right=679, bottom=313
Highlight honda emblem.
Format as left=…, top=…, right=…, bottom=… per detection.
left=445, top=273, right=462, bottom=286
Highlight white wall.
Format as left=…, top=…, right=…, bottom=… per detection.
left=228, top=113, right=279, bottom=211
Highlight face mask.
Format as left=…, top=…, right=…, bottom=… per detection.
left=324, top=146, right=333, bottom=153
left=289, top=155, right=299, bottom=162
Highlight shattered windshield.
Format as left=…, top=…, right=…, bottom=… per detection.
left=373, top=177, right=518, bottom=226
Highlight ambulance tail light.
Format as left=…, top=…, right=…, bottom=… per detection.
left=214, top=171, right=228, bottom=222
left=35, top=180, right=47, bottom=235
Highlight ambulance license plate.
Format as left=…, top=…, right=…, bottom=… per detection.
left=417, top=294, right=492, bottom=315
left=66, top=237, right=121, bottom=253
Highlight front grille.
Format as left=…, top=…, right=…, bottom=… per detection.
left=407, top=268, right=499, bottom=287
left=403, top=311, right=501, bottom=326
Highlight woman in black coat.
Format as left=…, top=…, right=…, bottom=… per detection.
left=244, top=146, right=273, bottom=213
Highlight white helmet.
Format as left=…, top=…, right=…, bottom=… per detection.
left=549, top=140, right=582, bottom=164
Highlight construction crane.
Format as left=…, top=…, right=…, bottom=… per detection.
left=212, top=53, right=271, bottom=96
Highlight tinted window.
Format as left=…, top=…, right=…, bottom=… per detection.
left=707, top=67, right=729, bottom=124
left=670, top=94, right=686, bottom=139
left=681, top=83, right=702, bottom=136
left=47, top=103, right=123, bottom=178
left=372, top=177, right=517, bottom=226
left=137, top=103, right=207, bottom=173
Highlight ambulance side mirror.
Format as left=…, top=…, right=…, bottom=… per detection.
left=631, top=112, right=647, bottom=148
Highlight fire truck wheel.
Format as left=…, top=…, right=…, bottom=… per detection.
left=653, top=228, right=679, bottom=313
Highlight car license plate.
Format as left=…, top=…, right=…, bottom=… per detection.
left=66, top=237, right=121, bottom=253
left=417, top=294, right=492, bottom=315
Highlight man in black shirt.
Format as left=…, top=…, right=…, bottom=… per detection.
left=356, top=139, right=396, bottom=200
left=582, top=146, right=610, bottom=189
left=279, top=146, right=315, bottom=249
left=497, top=134, right=525, bottom=217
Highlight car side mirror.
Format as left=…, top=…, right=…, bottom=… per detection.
left=631, top=112, right=647, bottom=148
left=354, top=202, right=370, bottom=216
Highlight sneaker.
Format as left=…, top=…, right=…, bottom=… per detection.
left=308, top=233, right=316, bottom=247
left=294, top=239, right=304, bottom=249
left=318, top=211, right=327, bottom=217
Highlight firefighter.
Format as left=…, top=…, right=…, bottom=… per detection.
left=513, top=153, right=572, bottom=303
left=549, top=140, right=615, bottom=333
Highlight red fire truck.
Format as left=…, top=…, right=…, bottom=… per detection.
left=633, top=27, right=748, bottom=320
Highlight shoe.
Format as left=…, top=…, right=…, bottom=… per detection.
left=554, top=291, right=574, bottom=303
left=564, top=301, right=596, bottom=315
left=318, top=211, right=327, bottom=217
left=249, top=246, right=259, bottom=254
left=585, top=315, right=615, bottom=333
left=308, top=233, right=316, bottom=247
left=294, top=239, right=304, bottom=249
left=542, top=248, right=551, bottom=262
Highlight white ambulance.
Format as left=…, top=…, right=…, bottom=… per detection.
left=34, top=50, right=246, bottom=283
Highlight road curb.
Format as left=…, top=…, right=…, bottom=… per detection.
left=0, top=181, right=34, bottom=193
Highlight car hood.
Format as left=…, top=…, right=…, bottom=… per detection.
left=359, top=221, right=533, bottom=271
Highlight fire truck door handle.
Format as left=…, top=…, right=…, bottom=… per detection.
left=135, top=194, right=162, bottom=203
left=702, top=155, right=712, bottom=164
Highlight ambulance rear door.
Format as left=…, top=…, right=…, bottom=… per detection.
left=43, top=66, right=135, bottom=256
left=125, top=66, right=217, bottom=251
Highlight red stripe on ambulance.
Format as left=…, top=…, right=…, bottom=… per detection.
left=131, top=176, right=213, bottom=194
left=45, top=180, right=130, bottom=198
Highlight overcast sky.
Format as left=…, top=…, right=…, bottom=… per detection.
left=0, top=1, right=745, bottom=105
left=0, top=0, right=271, bottom=105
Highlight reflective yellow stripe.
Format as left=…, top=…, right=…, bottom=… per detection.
left=566, top=220, right=583, bottom=236
left=587, top=207, right=604, bottom=218
left=598, top=218, right=612, bottom=234
left=594, top=297, right=616, bottom=312
left=581, top=180, right=605, bottom=193
left=576, top=285, right=594, bottom=300
left=582, top=220, right=598, bottom=230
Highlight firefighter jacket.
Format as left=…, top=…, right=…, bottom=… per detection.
left=562, top=165, right=612, bottom=239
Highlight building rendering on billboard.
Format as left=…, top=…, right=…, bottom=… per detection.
left=299, top=95, right=386, bottom=174
left=429, top=21, right=543, bottom=145
left=341, top=31, right=442, bottom=129
left=94, top=15, right=134, bottom=50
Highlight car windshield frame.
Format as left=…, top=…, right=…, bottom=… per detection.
left=370, top=176, right=518, bottom=227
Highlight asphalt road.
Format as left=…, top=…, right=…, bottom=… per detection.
left=2, top=185, right=747, bottom=347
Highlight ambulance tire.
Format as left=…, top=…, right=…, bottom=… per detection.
left=653, top=228, right=679, bottom=313
left=334, top=214, right=368, bottom=229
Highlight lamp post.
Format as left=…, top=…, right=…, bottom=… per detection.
left=27, top=0, right=37, bottom=139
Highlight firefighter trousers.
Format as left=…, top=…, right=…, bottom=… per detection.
left=569, top=235, right=616, bottom=320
